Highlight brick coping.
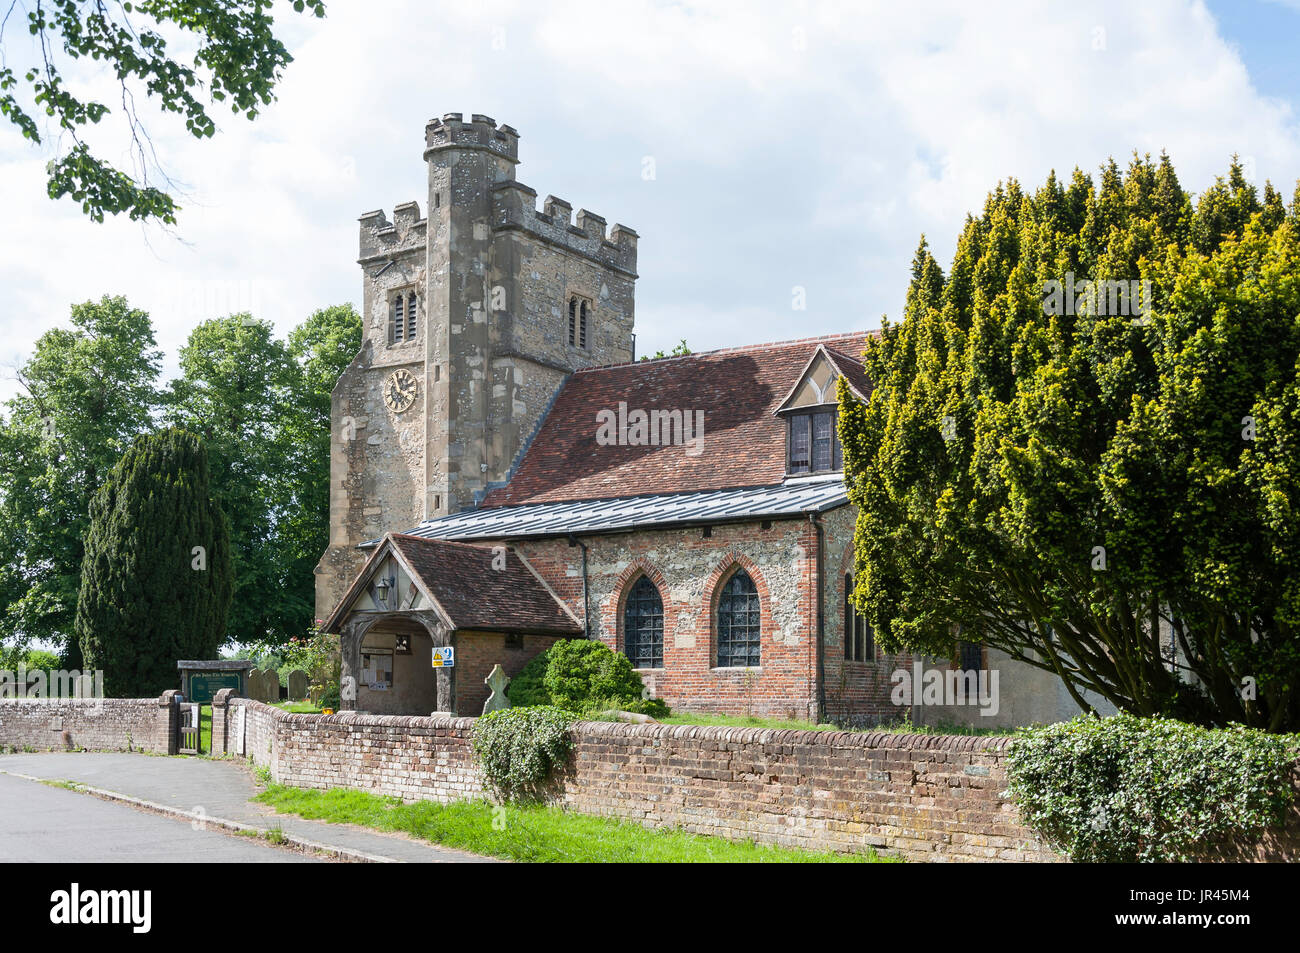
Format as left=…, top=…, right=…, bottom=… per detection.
left=229, top=698, right=1014, bottom=751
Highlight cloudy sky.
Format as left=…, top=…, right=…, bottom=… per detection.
left=3, top=0, right=1300, bottom=402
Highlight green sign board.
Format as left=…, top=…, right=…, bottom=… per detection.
left=187, top=671, right=242, bottom=704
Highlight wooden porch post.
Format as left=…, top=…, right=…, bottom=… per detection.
left=339, top=617, right=376, bottom=711
left=414, top=610, right=455, bottom=715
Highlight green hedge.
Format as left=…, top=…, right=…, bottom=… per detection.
left=505, top=649, right=553, bottom=707
left=1006, top=714, right=1299, bottom=862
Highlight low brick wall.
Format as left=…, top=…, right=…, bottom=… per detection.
left=9, top=695, right=1292, bottom=861
left=211, top=696, right=1058, bottom=861
left=0, top=694, right=176, bottom=754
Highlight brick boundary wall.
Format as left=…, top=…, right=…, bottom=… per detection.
left=4, top=695, right=1292, bottom=861
left=211, top=694, right=1059, bottom=860
left=210, top=696, right=1300, bottom=861
left=0, top=692, right=177, bottom=755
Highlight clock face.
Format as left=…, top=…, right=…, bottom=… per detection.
left=384, top=369, right=418, bottom=413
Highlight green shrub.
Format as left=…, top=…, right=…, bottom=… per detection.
left=506, top=640, right=671, bottom=717
left=472, top=706, right=575, bottom=801
left=584, top=695, right=672, bottom=720
left=318, top=681, right=341, bottom=710
left=505, top=648, right=553, bottom=707
left=1006, top=714, right=1299, bottom=862
left=22, top=649, right=60, bottom=671
left=542, top=639, right=648, bottom=711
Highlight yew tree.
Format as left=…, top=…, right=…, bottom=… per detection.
left=840, top=155, right=1300, bottom=732
left=76, top=427, right=231, bottom=696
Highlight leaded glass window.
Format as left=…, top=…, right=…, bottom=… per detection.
left=623, top=576, right=663, bottom=668
left=788, top=410, right=840, bottom=474
left=844, top=573, right=874, bottom=662
left=717, top=569, right=761, bottom=667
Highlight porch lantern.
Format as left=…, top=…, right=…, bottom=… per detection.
left=375, top=575, right=394, bottom=608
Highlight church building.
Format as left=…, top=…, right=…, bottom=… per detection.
left=315, top=113, right=1088, bottom=727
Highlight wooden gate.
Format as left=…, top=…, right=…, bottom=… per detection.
left=178, top=701, right=202, bottom=755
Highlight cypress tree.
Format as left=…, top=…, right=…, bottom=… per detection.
left=76, top=428, right=232, bottom=697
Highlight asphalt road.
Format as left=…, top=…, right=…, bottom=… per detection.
left=0, top=752, right=492, bottom=862
left=0, top=771, right=315, bottom=863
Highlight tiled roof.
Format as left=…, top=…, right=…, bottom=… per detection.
left=323, top=534, right=582, bottom=635
left=390, top=476, right=849, bottom=543
left=825, top=343, right=874, bottom=402
left=482, top=332, right=871, bottom=506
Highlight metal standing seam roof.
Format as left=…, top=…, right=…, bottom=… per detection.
left=367, top=477, right=850, bottom=545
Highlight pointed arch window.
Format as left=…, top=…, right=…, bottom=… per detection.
left=717, top=569, right=761, bottom=667
left=623, top=575, right=664, bottom=669
left=844, top=573, right=873, bottom=662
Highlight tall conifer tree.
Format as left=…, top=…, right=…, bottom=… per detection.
left=76, top=429, right=232, bottom=697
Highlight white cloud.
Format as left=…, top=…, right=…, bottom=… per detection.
left=1, top=0, right=1298, bottom=402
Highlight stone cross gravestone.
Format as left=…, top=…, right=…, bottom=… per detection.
left=482, top=664, right=511, bottom=715
left=287, top=669, right=308, bottom=702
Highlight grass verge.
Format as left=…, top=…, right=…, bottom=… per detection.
left=252, top=784, right=896, bottom=863
left=274, top=702, right=325, bottom=714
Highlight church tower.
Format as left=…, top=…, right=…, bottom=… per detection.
left=315, top=114, right=639, bottom=619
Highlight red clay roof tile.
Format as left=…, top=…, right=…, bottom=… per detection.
left=483, top=332, right=872, bottom=506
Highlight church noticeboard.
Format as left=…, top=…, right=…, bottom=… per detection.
left=177, top=660, right=252, bottom=703
left=187, top=671, right=243, bottom=704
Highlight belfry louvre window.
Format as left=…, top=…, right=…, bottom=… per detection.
left=717, top=569, right=761, bottom=667
left=788, top=410, right=841, bottom=474
left=390, top=292, right=417, bottom=344
left=568, top=296, right=589, bottom=349
left=844, top=573, right=874, bottom=662
left=623, top=576, right=664, bottom=669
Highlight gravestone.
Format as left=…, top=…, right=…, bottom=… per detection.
left=287, top=669, right=308, bottom=702
left=252, top=669, right=272, bottom=703
left=263, top=670, right=282, bottom=702
left=482, top=664, right=511, bottom=715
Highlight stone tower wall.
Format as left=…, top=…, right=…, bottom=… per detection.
left=314, top=114, right=638, bottom=621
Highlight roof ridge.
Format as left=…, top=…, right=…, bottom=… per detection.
left=390, top=533, right=491, bottom=550
left=574, top=330, right=876, bottom=375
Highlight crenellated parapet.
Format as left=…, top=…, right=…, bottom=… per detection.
left=423, top=112, right=519, bottom=164
left=358, top=200, right=427, bottom=261
left=491, top=182, right=638, bottom=277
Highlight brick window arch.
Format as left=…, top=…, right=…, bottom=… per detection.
left=716, top=568, right=761, bottom=667
left=622, top=575, right=664, bottom=669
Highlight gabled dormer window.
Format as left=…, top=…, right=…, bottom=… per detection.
left=776, top=345, right=861, bottom=476
left=788, top=409, right=841, bottom=474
